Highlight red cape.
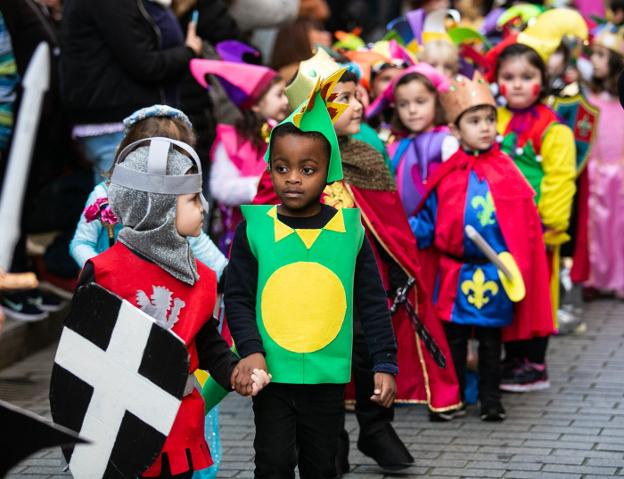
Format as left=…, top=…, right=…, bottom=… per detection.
left=570, top=168, right=590, bottom=283
left=253, top=169, right=461, bottom=410
left=415, top=146, right=554, bottom=342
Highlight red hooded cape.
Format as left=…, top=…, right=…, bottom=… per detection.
left=415, top=145, right=554, bottom=342
left=254, top=169, right=462, bottom=411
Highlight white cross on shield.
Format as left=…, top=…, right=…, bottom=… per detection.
left=50, top=283, right=189, bottom=479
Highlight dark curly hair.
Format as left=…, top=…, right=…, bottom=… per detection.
left=495, top=43, right=549, bottom=102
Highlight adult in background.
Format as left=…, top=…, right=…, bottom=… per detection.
left=1, top=0, right=83, bottom=321
left=60, top=0, right=203, bottom=184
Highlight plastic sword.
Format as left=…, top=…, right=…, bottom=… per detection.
left=390, top=277, right=446, bottom=368
left=0, top=43, right=50, bottom=272
left=465, top=225, right=512, bottom=279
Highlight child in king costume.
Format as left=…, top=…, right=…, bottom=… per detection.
left=411, top=73, right=554, bottom=421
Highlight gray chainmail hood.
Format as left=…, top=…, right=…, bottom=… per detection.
left=108, top=145, right=200, bottom=285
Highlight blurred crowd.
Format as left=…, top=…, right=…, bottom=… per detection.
left=1, top=0, right=624, bottom=474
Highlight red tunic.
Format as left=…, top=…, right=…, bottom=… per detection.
left=90, top=243, right=217, bottom=476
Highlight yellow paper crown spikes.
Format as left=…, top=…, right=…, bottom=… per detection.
left=285, top=49, right=344, bottom=110
left=291, top=66, right=348, bottom=129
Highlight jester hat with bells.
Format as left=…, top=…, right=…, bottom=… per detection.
left=265, top=67, right=348, bottom=184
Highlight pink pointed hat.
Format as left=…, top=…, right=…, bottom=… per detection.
left=365, top=63, right=450, bottom=119
left=190, top=59, right=277, bottom=109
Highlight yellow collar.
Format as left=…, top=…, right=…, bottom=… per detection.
left=267, top=205, right=346, bottom=249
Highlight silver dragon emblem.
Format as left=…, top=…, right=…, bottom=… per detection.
left=136, top=285, right=185, bottom=330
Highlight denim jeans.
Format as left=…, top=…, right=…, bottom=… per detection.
left=77, top=131, right=125, bottom=184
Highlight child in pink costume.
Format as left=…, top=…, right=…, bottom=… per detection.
left=190, top=59, right=289, bottom=251
left=366, top=63, right=458, bottom=217
left=585, top=26, right=624, bottom=298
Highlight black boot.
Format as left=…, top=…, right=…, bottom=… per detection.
left=335, top=429, right=350, bottom=477
left=357, top=423, right=414, bottom=472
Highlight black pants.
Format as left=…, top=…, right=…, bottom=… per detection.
left=348, top=316, right=393, bottom=437
left=504, top=336, right=549, bottom=365
left=252, top=382, right=345, bottom=479
left=444, top=323, right=502, bottom=407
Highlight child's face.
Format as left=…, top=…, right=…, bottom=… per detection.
left=308, top=26, right=333, bottom=48
left=175, top=193, right=204, bottom=237
left=426, top=56, right=458, bottom=79
left=422, top=45, right=459, bottom=79
left=591, top=45, right=610, bottom=80
left=371, top=66, right=403, bottom=99
left=253, top=80, right=290, bottom=122
left=547, top=51, right=566, bottom=79
left=270, top=134, right=329, bottom=217
left=497, top=56, right=542, bottom=109
left=332, top=81, right=363, bottom=136
left=395, top=79, right=437, bottom=134
left=452, top=106, right=497, bottom=152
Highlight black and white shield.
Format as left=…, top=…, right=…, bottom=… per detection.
left=49, top=283, right=189, bottom=479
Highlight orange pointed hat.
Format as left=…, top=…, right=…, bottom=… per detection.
left=440, top=72, right=496, bottom=124
left=190, top=59, right=277, bottom=109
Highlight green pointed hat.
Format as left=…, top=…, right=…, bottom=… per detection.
left=265, top=68, right=347, bottom=184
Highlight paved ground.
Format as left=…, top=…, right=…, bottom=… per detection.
left=2, top=298, right=624, bottom=478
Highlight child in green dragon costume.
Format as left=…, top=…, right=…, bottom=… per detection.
left=223, top=77, right=398, bottom=478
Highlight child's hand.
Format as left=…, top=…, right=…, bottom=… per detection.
left=232, top=353, right=267, bottom=396
left=250, top=368, right=272, bottom=396
left=371, top=372, right=396, bottom=408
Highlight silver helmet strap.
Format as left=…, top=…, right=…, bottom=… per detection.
left=111, top=137, right=203, bottom=195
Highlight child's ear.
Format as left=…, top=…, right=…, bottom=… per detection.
left=449, top=122, right=461, bottom=140
left=251, top=104, right=261, bottom=114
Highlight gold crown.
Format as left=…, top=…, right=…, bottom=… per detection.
left=594, top=25, right=624, bottom=57
left=285, top=49, right=343, bottom=109
left=440, top=72, right=496, bottom=124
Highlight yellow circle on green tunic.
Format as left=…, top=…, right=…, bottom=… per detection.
left=261, top=262, right=347, bottom=353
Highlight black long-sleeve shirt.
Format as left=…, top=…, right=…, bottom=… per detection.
left=224, top=204, right=398, bottom=374
left=78, top=260, right=238, bottom=390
